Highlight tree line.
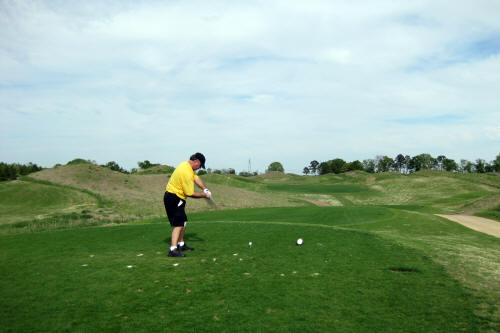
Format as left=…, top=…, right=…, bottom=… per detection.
left=303, top=153, right=500, bottom=175
left=0, top=162, right=43, bottom=181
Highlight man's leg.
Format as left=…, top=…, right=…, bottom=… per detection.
left=168, top=226, right=186, bottom=257
left=177, top=224, right=195, bottom=251
left=171, top=226, right=183, bottom=248
left=179, top=225, right=188, bottom=243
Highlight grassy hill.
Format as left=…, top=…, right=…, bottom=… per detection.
left=0, top=165, right=496, bottom=233
left=1, top=166, right=499, bottom=331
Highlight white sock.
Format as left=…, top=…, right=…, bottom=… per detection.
left=178, top=241, right=185, bottom=247
left=170, top=246, right=177, bottom=251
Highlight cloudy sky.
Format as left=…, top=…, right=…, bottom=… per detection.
left=1, top=0, right=499, bottom=173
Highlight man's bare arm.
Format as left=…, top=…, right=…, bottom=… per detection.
left=187, top=177, right=209, bottom=198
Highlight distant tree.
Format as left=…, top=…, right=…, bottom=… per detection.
left=436, top=155, right=446, bottom=171
left=104, top=161, right=121, bottom=172
left=303, top=167, right=310, bottom=175
left=213, top=169, right=222, bottom=174
left=395, top=154, right=406, bottom=173
left=318, top=162, right=331, bottom=175
left=197, top=170, right=207, bottom=176
left=443, top=158, right=458, bottom=172
left=348, top=160, right=364, bottom=171
left=376, top=156, right=394, bottom=173
left=475, top=159, right=486, bottom=173
left=363, top=159, right=376, bottom=173
left=409, top=154, right=433, bottom=171
left=404, top=155, right=411, bottom=173
left=67, top=158, right=96, bottom=165
left=460, top=159, right=474, bottom=173
left=330, top=158, right=346, bottom=174
left=266, top=162, right=284, bottom=173
left=227, top=168, right=236, bottom=175
left=485, top=163, right=494, bottom=173
left=309, top=160, right=319, bottom=175
left=493, top=153, right=500, bottom=172
left=138, top=160, right=154, bottom=169
left=0, top=162, right=42, bottom=181
left=103, top=161, right=128, bottom=173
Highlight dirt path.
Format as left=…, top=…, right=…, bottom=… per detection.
left=436, top=214, right=500, bottom=238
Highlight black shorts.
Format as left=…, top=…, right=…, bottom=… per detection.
left=164, top=192, right=188, bottom=227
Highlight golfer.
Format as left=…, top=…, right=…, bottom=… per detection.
left=164, top=153, right=211, bottom=257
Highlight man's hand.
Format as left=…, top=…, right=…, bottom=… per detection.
left=203, top=188, right=212, bottom=198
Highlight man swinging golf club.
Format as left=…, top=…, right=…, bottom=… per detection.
left=164, top=152, right=211, bottom=257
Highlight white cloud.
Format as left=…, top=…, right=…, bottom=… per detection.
left=1, top=0, right=499, bottom=172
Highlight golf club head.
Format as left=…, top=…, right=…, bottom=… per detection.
left=207, top=196, right=216, bottom=207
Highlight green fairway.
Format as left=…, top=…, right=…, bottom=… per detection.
left=0, top=206, right=494, bottom=332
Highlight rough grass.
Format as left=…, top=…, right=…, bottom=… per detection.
left=28, top=165, right=297, bottom=221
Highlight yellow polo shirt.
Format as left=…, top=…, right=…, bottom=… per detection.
left=165, top=161, right=199, bottom=200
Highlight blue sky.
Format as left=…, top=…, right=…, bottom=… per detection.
left=1, top=0, right=499, bottom=174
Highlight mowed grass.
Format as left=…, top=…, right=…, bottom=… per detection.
left=0, top=206, right=492, bottom=332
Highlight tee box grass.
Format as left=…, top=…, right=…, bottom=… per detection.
left=0, top=206, right=494, bottom=332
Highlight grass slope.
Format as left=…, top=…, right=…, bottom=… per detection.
left=0, top=180, right=98, bottom=225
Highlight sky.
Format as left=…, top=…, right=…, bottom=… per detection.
left=1, top=0, right=499, bottom=174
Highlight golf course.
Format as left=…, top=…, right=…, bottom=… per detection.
left=1, top=165, right=499, bottom=332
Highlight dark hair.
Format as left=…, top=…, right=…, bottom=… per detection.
left=190, top=152, right=206, bottom=169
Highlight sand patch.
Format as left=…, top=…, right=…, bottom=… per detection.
left=436, top=214, right=500, bottom=238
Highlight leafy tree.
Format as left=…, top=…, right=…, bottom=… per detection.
left=493, top=153, right=500, bottom=172
left=0, top=162, right=43, bottom=181
left=197, top=170, right=207, bottom=176
left=138, top=160, right=155, bottom=169
left=436, top=155, right=446, bottom=171
left=460, top=159, right=474, bottom=173
left=409, top=154, right=433, bottom=171
left=309, top=160, right=319, bottom=175
left=363, top=159, right=376, bottom=173
left=266, top=162, right=284, bottom=173
left=103, top=161, right=128, bottom=173
left=330, top=158, right=346, bottom=174
left=239, top=171, right=257, bottom=177
left=475, top=159, right=486, bottom=173
left=303, top=167, right=310, bottom=175
left=404, top=155, right=411, bottom=173
left=348, top=160, right=364, bottom=171
left=443, top=158, right=458, bottom=172
left=318, top=162, right=331, bottom=175
left=395, top=154, right=406, bottom=173
left=376, top=156, right=394, bottom=173
left=67, top=158, right=96, bottom=165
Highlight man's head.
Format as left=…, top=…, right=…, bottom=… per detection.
left=189, top=152, right=206, bottom=170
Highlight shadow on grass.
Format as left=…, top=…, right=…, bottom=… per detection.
left=163, top=232, right=205, bottom=245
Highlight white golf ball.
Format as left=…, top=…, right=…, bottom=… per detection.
left=297, top=238, right=303, bottom=245
left=248, top=242, right=253, bottom=247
